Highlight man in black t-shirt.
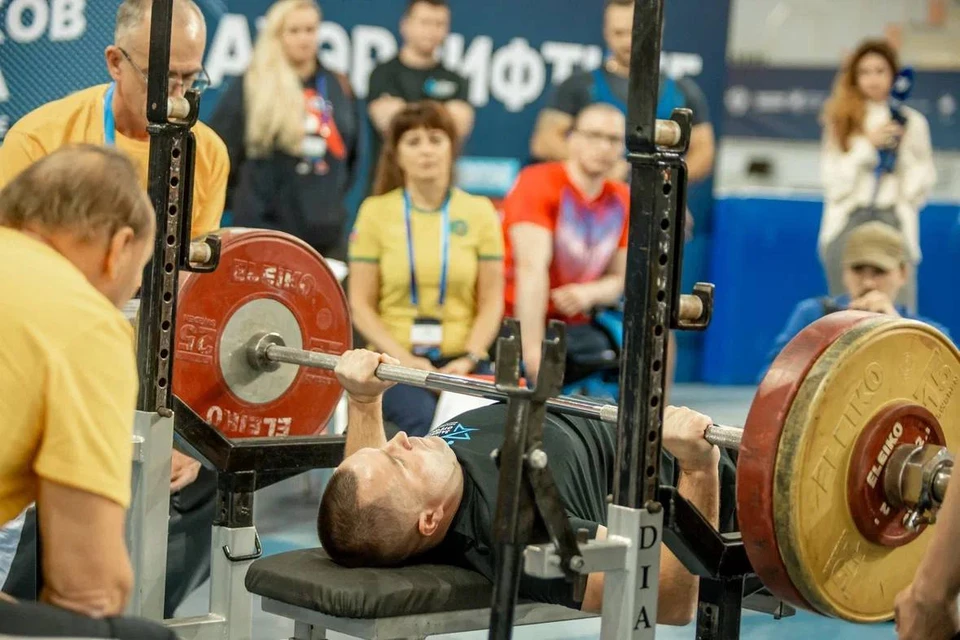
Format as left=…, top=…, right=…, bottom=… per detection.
left=529, top=0, right=715, bottom=185
left=319, top=350, right=737, bottom=625
left=365, top=0, right=474, bottom=194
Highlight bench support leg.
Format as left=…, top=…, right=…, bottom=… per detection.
left=210, top=525, right=257, bottom=639
left=293, top=620, right=327, bottom=639
left=126, top=410, right=173, bottom=619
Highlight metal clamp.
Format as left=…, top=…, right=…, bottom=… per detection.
left=222, top=532, right=263, bottom=562
left=885, top=444, right=954, bottom=532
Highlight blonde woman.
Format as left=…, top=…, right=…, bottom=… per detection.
left=819, top=39, right=936, bottom=311
left=209, top=0, right=359, bottom=259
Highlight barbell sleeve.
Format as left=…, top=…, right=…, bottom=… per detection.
left=250, top=335, right=745, bottom=450
left=934, top=467, right=951, bottom=504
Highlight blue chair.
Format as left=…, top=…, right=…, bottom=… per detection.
left=561, top=305, right=624, bottom=403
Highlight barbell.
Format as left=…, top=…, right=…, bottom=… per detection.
left=169, top=228, right=960, bottom=624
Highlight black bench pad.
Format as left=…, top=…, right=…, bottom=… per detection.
left=246, top=548, right=501, bottom=619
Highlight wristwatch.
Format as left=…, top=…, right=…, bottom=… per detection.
left=465, top=352, right=484, bottom=371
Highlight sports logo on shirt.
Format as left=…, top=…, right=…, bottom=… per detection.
left=429, top=421, right=479, bottom=445
left=449, top=220, right=469, bottom=236
left=424, top=77, right=458, bottom=100
left=554, top=189, right=625, bottom=284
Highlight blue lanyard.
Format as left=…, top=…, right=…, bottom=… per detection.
left=404, top=191, right=450, bottom=308
left=316, top=74, right=327, bottom=105
left=103, top=82, right=116, bottom=146
left=313, top=74, right=332, bottom=123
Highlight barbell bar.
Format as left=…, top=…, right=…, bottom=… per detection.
left=247, top=331, right=740, bottom=446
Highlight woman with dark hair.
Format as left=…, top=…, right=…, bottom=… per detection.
left=819, top=39, right=936, bottom=311
left=348, top=101, right=505, bottom=435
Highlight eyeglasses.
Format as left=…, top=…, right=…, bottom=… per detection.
left=573, top=129, right=625, bottom=147
left=118, top=47, right=211, bottom=94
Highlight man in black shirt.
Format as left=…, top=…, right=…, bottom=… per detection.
left=529, top=0, right=715, bottom=185
left=365, top=0, right=474, bottom=194
left=319, top=350, right=736, bottom=625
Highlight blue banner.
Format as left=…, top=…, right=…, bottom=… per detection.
left=724, top=65, right=960, bottom=151
left=0, top=1, right=731, bottom=192
left=0, top=0, right=730, bottom=383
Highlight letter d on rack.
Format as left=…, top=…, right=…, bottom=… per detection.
left=600, top=505, right=663, bottom=640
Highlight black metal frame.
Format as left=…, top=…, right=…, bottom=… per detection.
left=487, top=319, right=579, bottom=639
left=484, top=2, right=775, bottom=638
left=137, top=0, right=192, bottom=412
left=616, top=2, right=755, bottom=637
left=173, top=398, right=345, bottom=489
left=136, top=1, right=347, bottom=535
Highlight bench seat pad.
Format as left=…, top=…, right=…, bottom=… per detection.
left=245, top=548, right=502, bottom=619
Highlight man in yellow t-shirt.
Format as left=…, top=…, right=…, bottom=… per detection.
left=0, top=2, right=222, bottom=617
left=0, top=0, right=228, bottom=240
left=0, top=145, right=179, bottom=640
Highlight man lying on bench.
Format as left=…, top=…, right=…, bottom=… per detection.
left=319, top=350, right=738, bottom=626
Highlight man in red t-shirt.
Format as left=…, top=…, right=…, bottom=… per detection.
left=501, top=103, right=628, bottom=382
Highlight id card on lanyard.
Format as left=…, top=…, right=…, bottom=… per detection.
left=103, top=82, right=117, bottom=146
left=406, top=190, right=450, bottom=360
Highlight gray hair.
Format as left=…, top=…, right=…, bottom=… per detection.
left=0, top=145, right=154, bottom=242
left=115, top=0, right=204, bottom=45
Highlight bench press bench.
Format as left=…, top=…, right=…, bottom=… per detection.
left=245, top=548, right=794, bottom=640
left=245, top=548, right=595, bottom=640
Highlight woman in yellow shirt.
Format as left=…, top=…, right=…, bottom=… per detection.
left=348, top=101, right=505, bottom=435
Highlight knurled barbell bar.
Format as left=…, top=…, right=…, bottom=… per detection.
left=168, top=228, right=960, bottom=624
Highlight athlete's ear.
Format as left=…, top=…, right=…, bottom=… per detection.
left=418, top=506, right=444, bottom=537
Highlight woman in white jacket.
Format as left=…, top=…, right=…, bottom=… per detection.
left=819, top=39, right=936, bottom=311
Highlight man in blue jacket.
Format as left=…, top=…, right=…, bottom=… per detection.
left=762, top=222, right=950, bottom=379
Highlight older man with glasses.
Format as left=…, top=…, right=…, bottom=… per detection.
left=0, top=0, right=227, bottom=241
left=0, top=0, right=226, bottom=619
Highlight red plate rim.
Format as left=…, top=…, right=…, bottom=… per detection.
left=736, top=310, right=881, bottom=612
left=174, top=228, right=351, bottom=437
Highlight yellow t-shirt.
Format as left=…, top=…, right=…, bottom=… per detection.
left=349, top=187, right=504, bottom=357
left=0, top=84, right=228, bottom=239
left=0, top=228, right=138, bottom=527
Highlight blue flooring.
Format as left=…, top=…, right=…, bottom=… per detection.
left=174, top=384, right=898, bottom=639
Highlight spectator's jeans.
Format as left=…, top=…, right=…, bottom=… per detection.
left=382, top=385, right=438, bottom=437
left=382, top=357, right=493, bottom=437
left=0, top=506, right=27, bottom=586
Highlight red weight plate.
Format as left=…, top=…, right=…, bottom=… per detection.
left=174, top=228, right=352, bottom=438
left=846, top=402, right=944, bottom=547
left=736, top=310, right=879, bottom=612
